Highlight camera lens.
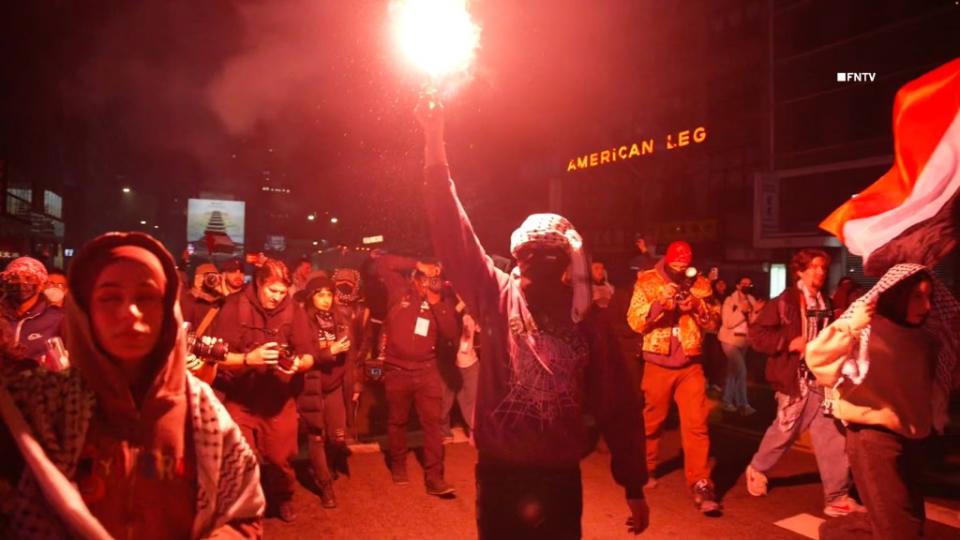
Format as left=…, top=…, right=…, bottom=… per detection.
left=203, top=273, right=221, bottom=289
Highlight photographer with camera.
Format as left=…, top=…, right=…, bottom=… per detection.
left=373, top=251, right=459, bottom=497
left=206, top=258, right=315, bottom=522
left=182, top=263, right=226, bottom=325
left=627, top=241, right=721, bottom=514
left=179, top=263, right=228, bottom=382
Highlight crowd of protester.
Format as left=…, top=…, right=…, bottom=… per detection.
left=0, top=98, right=956, bottom=540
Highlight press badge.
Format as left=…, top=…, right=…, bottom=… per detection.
left=414, top=317, right=431, bottom=337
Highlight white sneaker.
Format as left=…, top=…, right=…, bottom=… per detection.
left=745, top=464, right=768, bottom=496
left=824, top=495, right=867, bottom=517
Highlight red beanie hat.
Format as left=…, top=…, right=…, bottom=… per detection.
left=664, top=241, right=693, bottom=265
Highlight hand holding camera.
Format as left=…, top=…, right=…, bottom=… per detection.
left=275, top=343, right=298, bottom=372
left=678, top=294, right=699, bottom=313
left=185, top=353, right=205, bottom=372
left=659, top=283, right=679, bottom=310
left=246, top=342, right=280, bottom=367
left=275, top=345, right=300, bottom=375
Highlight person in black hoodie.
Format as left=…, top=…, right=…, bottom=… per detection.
left=207, top=258, right=315, bottom=522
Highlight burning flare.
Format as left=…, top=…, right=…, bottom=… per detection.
left=390, top=0, right=481, bottom=79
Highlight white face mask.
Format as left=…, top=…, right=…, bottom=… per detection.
left=43, top=286, right=66, bottom=305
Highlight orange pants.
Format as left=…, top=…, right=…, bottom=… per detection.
left=642, top=362, right=712, bottom=487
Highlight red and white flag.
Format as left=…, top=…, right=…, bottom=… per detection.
left=820, top=58, right=960, bottom=276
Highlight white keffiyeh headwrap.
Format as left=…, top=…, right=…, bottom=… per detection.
left=510, top=213, right=590, bottom=323
left=835, top=263, right=960, bottom=433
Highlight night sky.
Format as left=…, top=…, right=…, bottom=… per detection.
left=3, top=1, right=956, bottom=258
left=1, top=1, right=684, bottom=253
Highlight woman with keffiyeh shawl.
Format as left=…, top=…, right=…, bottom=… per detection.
left=807, top=263, right=960, bottom=539
left=0, top=232, right=264, bottom=539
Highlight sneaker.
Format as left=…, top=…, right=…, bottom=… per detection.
left=720, top=402, right=738, bottom=413
left=277, top=501, right=297, bottom=523
left=692, top=479, right=722, bottom=515
left=745, top=464, right=768, bottom=496
left=739, top=405, right=757, bottom=416
left=644, top=476, right=658, bottom=489
left=391, top=468, right=409, bottom=485
left=426, top=479, right=456, bottom=497
left=824, top=495, right=866, bottom=517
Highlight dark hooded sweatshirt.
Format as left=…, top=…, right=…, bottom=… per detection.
left=65, top=233, right=196, bottom=539
left=210, top=283, right=314, bottom=417
left=422, top=165, right=647, bottom=498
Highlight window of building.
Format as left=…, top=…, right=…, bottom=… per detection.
left=5, top=187, right=31, bottom=217
left=43, top=190, right=62, bottom=219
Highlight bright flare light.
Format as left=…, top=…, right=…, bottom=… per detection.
left=391, top=0, right=480, bottom=79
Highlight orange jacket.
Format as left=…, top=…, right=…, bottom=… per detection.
left=627, top=266, right=719, bottom=357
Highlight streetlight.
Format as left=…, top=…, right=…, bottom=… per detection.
left=122, top=187, right=131, bottom=194
left=307, top=214, right=316, bottom=221
left=153, top=225, right=159, bottom=230
left=330, top=217, right=339, bottom=224
left=140, top=220, right=147, bottom=225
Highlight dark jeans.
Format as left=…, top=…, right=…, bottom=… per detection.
left=702, top=333, right=726, bottom=388
left=324, top=386, right=347, bottom=442
left=476, top=459, right=582, bottom=540
left=384, top=367, right=445, bottom=482
left=227, top=398, right=299, bottom=505
left=820, top=425, right=926, bottom=540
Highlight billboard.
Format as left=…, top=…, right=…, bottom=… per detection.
left=186, top=199, right=245, bottom=254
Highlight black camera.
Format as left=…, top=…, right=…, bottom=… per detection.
left=185, top=331, right=229, bottom=362
left=276, top=343, right=296, bottom=371
left=674, top=266, right=700, bottom=302
left=202, top=272, right=222, bottom=290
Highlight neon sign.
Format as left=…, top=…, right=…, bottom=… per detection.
left=567, top=126, right=708, bottom=172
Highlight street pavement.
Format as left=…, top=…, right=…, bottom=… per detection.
left=265, top=393, right=960, bottom=539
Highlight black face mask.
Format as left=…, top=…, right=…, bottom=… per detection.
left=3, top=282, right=39, bottom=305
left=664, top=265, right=685, bottom=283
left=518, top=248, right=569, bottom=286
left=424, top=276, right=444, bottom=293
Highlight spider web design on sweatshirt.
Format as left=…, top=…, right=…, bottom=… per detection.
left=492, top=331, right=586, bottom=430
